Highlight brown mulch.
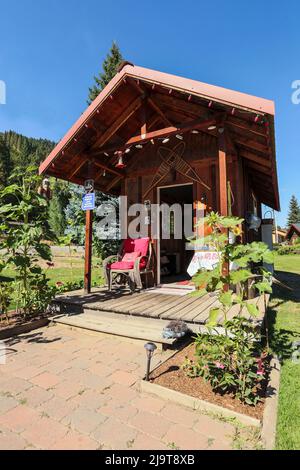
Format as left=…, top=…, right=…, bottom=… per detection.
left=150, top=343, right=267, bottom=420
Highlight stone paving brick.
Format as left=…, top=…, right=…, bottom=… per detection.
left=131, top=432, right=170, bottom=450
left=131, top=395, right=165, bottom=414
left=98, top=400, right=139, bottom=423
left=66, top=357, right=92, bottom=370
left=88, top=362, right=115, bottom=378
left=30, top=372, right=61, bottom=389
left=129, top=410, right=173, bottom=439
left=52, top=380, right=88, bottom=400
left=37, top=395, right=78, bottom=422
left=0, top=427, right=28, bottom=450
left=0, top=405, right=41, bottom=433
left=163, top=424, right=209, bottom=450
left=194, top=414, right=235, bottom=444
left=0, top=395, right=19, bottom=414
left=0, top=377, right=32, bottom=396
left=50, top=430, right=99, bottom=450
left=113, top=404, right=139, bottom=423
left=109, top=370, right=139, bottom=387
left=78, top=370, right=113, bottom=390
left=13, top=365, right=43, bottom=380
left=90, top=416, right=138, bottom=450
left=102, top=383, right=139, bottom=403
left=205, top=438, right=233, bottom=450
left=71, top=389, right=111, bottom=411
left=160, top=403, right=200, bottom=427
left=19, top=385, right=54, bottom=408
left=61, top=405, right=107, bottom=435
left=21, top=417, right=68, bottom=449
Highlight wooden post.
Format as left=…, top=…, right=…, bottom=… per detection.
left=218, top=130, right=229, bottom=289
left=218, top=131, right=228, bottom=217
left=84, top=160, right=94, bottom=295
left=84, top=209, right=93, bottom=294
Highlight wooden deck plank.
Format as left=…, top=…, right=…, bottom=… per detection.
left=183, top=295, right=219, bottom=323
left=160, top=295, right=209, bottom=320
left=86, top=292, right=156, bottom=311
left=96, top=292, right=153, bottom=308
left=126, top=294, right=178, bottom=316
left=191, top=299, right=221, bottom=324
left=152, top=294, right=198, bottom=318
left=107, top=293, right=167, bottom=315
left=132, top=294, right=183, bottom=318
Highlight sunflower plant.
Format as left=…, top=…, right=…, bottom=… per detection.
left=183, top=213, right=273, bottom=405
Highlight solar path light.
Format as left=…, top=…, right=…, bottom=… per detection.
left=144, top=342, right=157, bottom=381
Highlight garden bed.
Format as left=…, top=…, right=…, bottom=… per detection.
left=0, top=312, right=52, bottom=340
left=149, top=342, right=269, bottom=421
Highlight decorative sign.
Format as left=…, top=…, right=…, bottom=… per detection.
left=187, top=251, right=238, bottom=277
left=84, top=179, right=95, bottom=193
left=82, top=193, right=95, bottom=211
left=143, top=142, right=211, bottom=199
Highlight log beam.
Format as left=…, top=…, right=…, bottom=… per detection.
left=91, top=116, right=218, bottom=158
left=91, top=95, right=144, bottom=150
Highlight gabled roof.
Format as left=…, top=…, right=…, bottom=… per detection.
left=39, top=63, right=279, bottom=209
left=286, top=224, right=300, bottom=239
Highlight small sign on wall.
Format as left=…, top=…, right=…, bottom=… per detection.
left=82, top=193, right=95, bottom=211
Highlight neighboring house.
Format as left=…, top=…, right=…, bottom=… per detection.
left=286, top=224, right=300, bottom=244
left=273, top=228, right=287, bottom=244
left=39, top=63, right=280, bottom=292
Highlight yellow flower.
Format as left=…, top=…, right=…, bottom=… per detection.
left=233, top=226, right=242, bottom=236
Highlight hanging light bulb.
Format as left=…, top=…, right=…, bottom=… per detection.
left=176, top=134, right=183, bottom=140
left=151, top=139, right=155, bottom=145
left=192, top=130, right=199, bottom=134
left=115, top=151, right=126, bottom=169
left=136, top=144, right=143, bottom=149
left=103, top=170, right=106, bottom=177
left=162, top=138, right=170, bottom=144
left=125, top=148, right=131, bottom=154
left=208, top=125, right=217, bottom=131
left=104, top=152, right=109, bottom=157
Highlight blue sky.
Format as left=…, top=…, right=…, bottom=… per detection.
left=0, top=0, right=299, bottom=227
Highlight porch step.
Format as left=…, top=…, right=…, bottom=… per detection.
left=146, top=284, right=196, bottom=296
left=51, top=310, right=178, bottom=347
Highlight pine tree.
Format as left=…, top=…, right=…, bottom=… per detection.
left=287, top=195, right=300, bottom=227
left=87, top=42, right=124, bottom=104
left=0, top=136, right=11, bottom=188
left=48, top=179, right=70, bottom=237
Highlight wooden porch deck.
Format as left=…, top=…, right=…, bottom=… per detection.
left=54, top=287, right=268, bottom=327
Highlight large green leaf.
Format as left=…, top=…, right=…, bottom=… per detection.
left=219, top=291, right=233, bottom=307
left=246, top=303, right=260, bottom=317
left=255, top=281, right=273, bottom=294
left=208, top=308, right=220, bottom=327
left=230, top=269, right=252, bottom=284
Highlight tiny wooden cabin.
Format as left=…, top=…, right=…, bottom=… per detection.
left=39, top=63, right=280, bottom=292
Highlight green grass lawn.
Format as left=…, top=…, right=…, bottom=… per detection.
left=271, top=253, right=300, bottom=450
left=1, top=256, right=104, bottom=288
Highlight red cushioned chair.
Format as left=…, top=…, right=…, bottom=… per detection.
left=103, top=238, right=154, bottom=291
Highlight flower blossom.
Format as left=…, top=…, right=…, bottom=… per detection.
left=215, top=361, right=225, bottom=369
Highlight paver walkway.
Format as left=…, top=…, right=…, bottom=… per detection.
left=0, top=324, right=253, bottom=450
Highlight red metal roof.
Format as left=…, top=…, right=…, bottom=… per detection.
left=39, top=64, right=275, bottom=176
